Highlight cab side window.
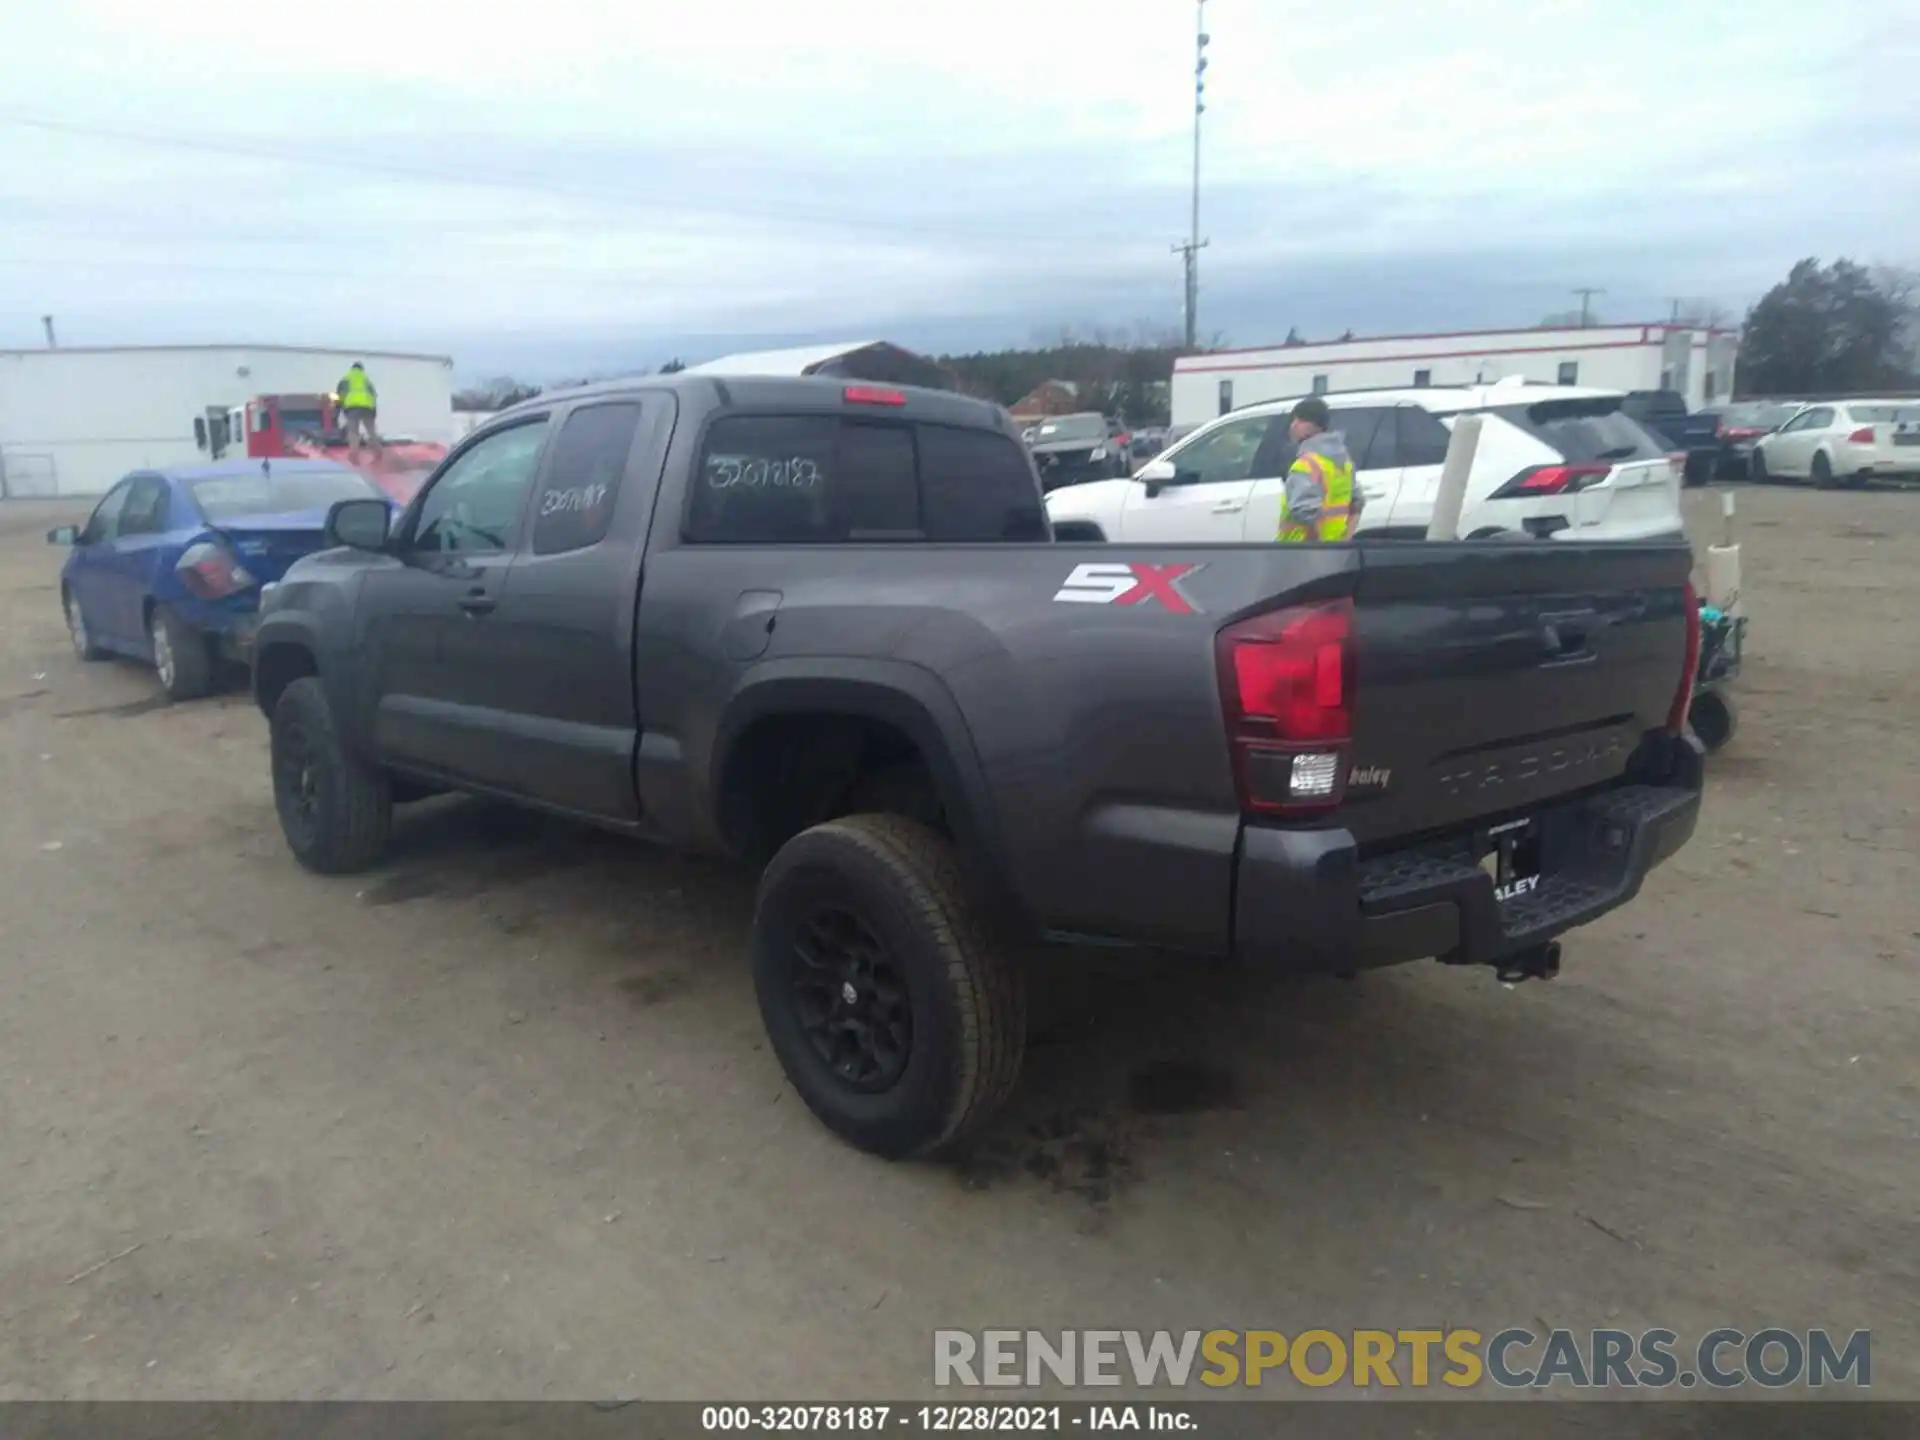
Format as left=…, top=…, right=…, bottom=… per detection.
left=530, top=404, right=641, bottom=555
left=411, top=421, right=550, bottom=554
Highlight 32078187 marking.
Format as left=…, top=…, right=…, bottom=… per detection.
left=699, top=1406, right=1069, bottom=1432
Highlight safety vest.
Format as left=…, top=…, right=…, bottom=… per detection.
left=1276, top=449, right=1355, bottom=542
left=336, top=370, right=376, bottom=411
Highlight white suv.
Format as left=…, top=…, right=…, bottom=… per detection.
left=1044, top=381, right=1685, bottom=544
left=1748, top=399, right=1920, bottom=486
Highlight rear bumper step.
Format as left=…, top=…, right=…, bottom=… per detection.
left=1233, top=773, right=1701, bottom=972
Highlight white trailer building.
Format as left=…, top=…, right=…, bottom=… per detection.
left=1171, top=324, right=1740, bottom=430
left=0, top=343, right=457, bottom=498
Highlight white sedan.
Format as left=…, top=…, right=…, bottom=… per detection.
left=1749, top=400, right=1920, bottom=487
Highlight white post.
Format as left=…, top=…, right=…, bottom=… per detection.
left=1424, top=415, right=1483, bottom=541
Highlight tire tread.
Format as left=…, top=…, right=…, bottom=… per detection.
left=273, top=677, right=391, bottom=874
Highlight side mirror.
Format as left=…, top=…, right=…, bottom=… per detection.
left=326, top=498, right=392, bottom=552
left=46, top=525, right=80, bottom=546
left=1135, top=457, right=1177, bottom=498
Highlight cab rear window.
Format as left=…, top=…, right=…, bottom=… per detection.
left=685, top=415, right=1046, bottom=544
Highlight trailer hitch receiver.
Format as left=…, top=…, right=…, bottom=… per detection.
left=1496, top=940, right=1561, bottom=984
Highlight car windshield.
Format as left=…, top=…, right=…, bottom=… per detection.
left=190, top=469, right=377, bottom=521
left=1726, top=402, right=1802, bottom=428
left=1030, top=415, right=1106, bottom=444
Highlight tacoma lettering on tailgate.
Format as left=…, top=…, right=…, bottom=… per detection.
left=1436, top=733, right=1625, bottom=798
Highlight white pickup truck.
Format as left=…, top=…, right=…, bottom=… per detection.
left=1045, top=380, right=1686, bottom=545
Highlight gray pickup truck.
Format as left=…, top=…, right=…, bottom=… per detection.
left=252, top=375, right=1705, bottom=1159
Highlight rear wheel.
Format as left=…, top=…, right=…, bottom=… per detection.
left=1689, top=689, right=1737, bottom=753
left=150, top=605, right=213, bottom=701
left=752, top=814, right=1025, bottom=1159
left=63, top=589, right=104, bottom=661
left=1811, top=452, right=1835, bottom=489
left=1748, top=448, right=1768, bottom=483
left=271, top=676, right=392, bottom=874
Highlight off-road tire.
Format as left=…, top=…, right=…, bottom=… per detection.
left=271, top=676, right=392, bottom=874
left=752, top=814, right=1025, bottom=1160
left=150, top=605, right=214, bottom=701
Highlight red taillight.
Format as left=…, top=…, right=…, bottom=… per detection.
left=1722, top=426, right=1762, bottom=441
left=177, top=541, right=256, bottom=600
left=1846, top=426, right=1875, bottom=444
left=1217, top=600, right=1353, bottom=814
left=1670, top=581, right=1701, bottom=736
left=843, top=384, right=906, bottom=407
left=1493, top=462, right=1612, bottom=498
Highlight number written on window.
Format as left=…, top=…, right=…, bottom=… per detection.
left=531, top=404, right=640, bottom=555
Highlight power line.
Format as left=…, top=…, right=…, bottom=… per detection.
left=0, top=109, right=1187, bottom=250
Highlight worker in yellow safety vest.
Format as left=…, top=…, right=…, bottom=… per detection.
left=330, top=362, right=383, bottom=465
left=1276, top=396, right=1363, bottom=542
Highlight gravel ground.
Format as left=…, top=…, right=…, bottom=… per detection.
left=0, top=484, right=1914, bottom=1406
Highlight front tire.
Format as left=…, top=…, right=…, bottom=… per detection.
left=63, top=590, right=104, bottom=661
left=150, top=605, right=213, bottom=701
left=1748, top=448, right=1768, bottom=483
left=1811, top=451, right=1835, bottom=489
left=271, top=676, right=392, bottom=874
left=752, top=815, right=1025, bottom=1160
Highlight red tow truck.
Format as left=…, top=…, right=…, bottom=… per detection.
left=195, top=393, right=448, bottom=503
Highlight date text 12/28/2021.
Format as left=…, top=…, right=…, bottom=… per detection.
left=701, top=1405, right=1196, bottom=1433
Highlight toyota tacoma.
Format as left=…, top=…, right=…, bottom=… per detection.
left=252, top=374, right=1705, bottom=1159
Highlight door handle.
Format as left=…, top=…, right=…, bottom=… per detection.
left=458, top=591, right=496, bottom=616
left=1211, top=501, right=1245, bottom=514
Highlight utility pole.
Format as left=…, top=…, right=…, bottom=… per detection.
left=1573, top=288, right=1605, bottom=328
left=1174, top=0, right=1211, bottom=350
left=41, top=315, right=56, bottom=348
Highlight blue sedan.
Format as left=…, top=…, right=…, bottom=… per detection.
left=48, top=459, right=385, bottom=701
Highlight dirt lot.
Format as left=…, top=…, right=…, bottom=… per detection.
left=0, top=485, right=1916, bottom=1404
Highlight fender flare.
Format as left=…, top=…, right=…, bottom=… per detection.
left=711, top=659, right=1028, bottom=922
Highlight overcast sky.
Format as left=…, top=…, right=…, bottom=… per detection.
left=2, top=0, right=1916, bottom=379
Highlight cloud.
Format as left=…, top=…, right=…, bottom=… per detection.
left=1, top=0, right=1915, bottom=375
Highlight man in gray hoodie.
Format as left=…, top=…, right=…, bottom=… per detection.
left=1277, top=396, right=1363, bottom=541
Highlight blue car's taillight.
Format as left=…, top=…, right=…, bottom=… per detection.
left=177, top=541, right=256, bottom=599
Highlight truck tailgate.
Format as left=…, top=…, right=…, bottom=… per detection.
left=1342, top=540, right=1693, bottom=846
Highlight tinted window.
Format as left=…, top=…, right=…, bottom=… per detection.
left=191, top=469, right=375, bottom=522
left=919, top=425, right=1046, bottom=541
left=411, top=420, right=548, bottom=553
left=1326, top=407, right=1389, bottom=470
left=1396, top=406, right=1454, bottom=467
left=1495, top=399, right=1668, bottom=463
left=119, top=477, right=171, bottom=536
left=531, top=403, right=640, bottom=555
left=688, top=415, right=915, bottom=543
left=1798, top=407, right=1836, bottom=430
left=83, top=481, right=132, bottom=544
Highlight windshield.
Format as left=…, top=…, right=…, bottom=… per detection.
left=1725, top=402, right=1802, bottom=429
left=1030, top=415, right=1106, bottom=444
left=277, top=406, right=328, bottom=433
left=190, top=470, right=377, bottom=522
